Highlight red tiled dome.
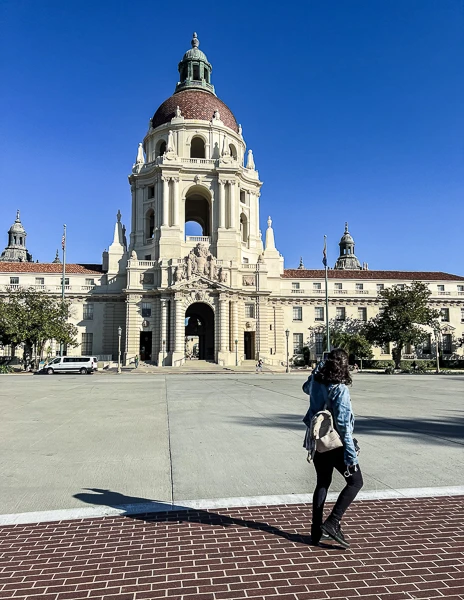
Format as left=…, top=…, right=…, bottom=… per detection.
left=152, top=89, right=239, bottom=133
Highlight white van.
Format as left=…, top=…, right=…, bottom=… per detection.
left=44, top=356, right=98, bottom=375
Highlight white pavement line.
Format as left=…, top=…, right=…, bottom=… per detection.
left=1, top=486, right=463, bottom=526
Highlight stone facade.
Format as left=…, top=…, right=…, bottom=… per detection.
left=1, top=35, right=463, bottom=365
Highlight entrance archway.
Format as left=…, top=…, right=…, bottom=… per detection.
left=185, top=303, right=215, bottom=361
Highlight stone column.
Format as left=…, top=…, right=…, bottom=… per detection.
left=162, top=177, right=170, bottom=226
left=232, top=299, right=239, bottom=361
left=173, top=177, right=180, bottom=226
left=158, top=297, right=168, bottom=365
left=219, top=297, right=229, bottom=353
left=229, top=181, right=236, bottom=229
left=218, top=180, right=225, bottom=228
left=174, top=294, right=185, bottom=361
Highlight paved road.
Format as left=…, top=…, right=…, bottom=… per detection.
left=0, top=374, right=463, bottom=514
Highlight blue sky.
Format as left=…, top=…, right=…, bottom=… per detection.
left=1, top=0, right=463, bottom=273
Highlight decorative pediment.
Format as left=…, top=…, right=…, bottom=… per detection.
left=171, top=243, right=229, bottom=287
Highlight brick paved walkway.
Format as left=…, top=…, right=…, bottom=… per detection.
left=0, top=496, right=463, bottom=600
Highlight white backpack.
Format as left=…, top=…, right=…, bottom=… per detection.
left=306, top=408, right=343, bottom=463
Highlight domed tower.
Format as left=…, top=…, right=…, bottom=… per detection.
left=0, top=210, right=33, bottom=262
left=334, top=223, right=362, bottom=270
left=125, top=33, right=268, bottom=368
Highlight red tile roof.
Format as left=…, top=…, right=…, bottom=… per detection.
left=152, top=89, right=239, bottom=132
left=0, top=263, right=103, bottom=274
left=283, top=269, right=464, bottom=281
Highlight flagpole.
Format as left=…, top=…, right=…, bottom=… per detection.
left=324, top=235, right=330, bottom=352
left=60, top=224, right=66, bottom=356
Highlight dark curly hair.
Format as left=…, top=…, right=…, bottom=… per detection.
left=314, top=348, right=352, bottom=386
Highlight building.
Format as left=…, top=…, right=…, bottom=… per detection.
left=1, top=34, right=463, bottom=365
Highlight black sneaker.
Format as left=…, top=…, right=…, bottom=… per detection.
left=310, top=524, right=331, bottom=545
left=321, top=517, right=350, bottom=549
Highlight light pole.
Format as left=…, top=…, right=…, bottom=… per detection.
left=117, top=326, right=122, bottom=374
left=285, top=329, right=290, bottom=373
left=162, top=339, right=166, bottom=366
left=434, top=327, right=441, bottom=374
left=235, top=339, right=238, bottom=366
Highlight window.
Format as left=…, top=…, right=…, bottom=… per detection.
left=243, top=257, right=249, bottom=264
left=315, top=333, right=324, bottom=355
left=461, top=308, right=464, bottom=323
left=245, top=303, right=255, bottom=318
left=293, top=306, right=302, bottom=321
left=382, top=342, right=390, bottom=354
left=441, top=308, right=450, bottom=322
left=193, top=64, right=200, bottom=80
left=334, top=283, right=342, bottom=290
left=404, top=343, right=412, bottom=354
left=190, top=137, right=205, bottom=158
left=397, top=284, right=405, bottom=290
left=314, top=307, right=324, bottom=321
left=142, top=302, right=152, bottom=318
left=313, top=282, right=322, bottom=291
left=144, top=255, right=151, bottom=261
left=9, top=277, right=19, bottom=285
left=148, top=186, right=155, bottom=199
left=437, top=285, right=445, bottom=292
left=85, top=278, right=95, bottom=286
left=356, top=283, right=364, bottom=291
left=422, top=335, right=432, bottom=354
left=292, top=282, right=300, bottom=290
left=240, top=190, right=246, bottom=204
left=442, top=334, right=452, bottom=354
left=377, top=284, right=385, bottom=292
left=81, top=333, right=93, bottom=355
left=358, top=307, right=367, bottom=321
left=60, top=277, right=70, bottom=286
left=35, top=277, right=44, bottom=286
left=336, top=307, right=346, bottom=321
left=293, top=333, right=303, bottom=354
left=458, top=285, right=464, bottom=293
left=83, top=303, right=94, bottom=320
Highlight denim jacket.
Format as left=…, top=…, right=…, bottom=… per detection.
left=302, top=372, right=358, bottom=466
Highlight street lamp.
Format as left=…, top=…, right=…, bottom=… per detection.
left=117, top=326, right=122, bottom=374
left=235, top=339, right=238, bottom=366
left=285, top=329, right=290, bottom=373
left=162, top=339, right=166, bottom=366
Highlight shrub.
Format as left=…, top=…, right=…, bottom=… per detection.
left=385, top=366, right=395, bottom=374
left=0, top=365, right=13, bottom=374
left=292, top=355, right=306, bottom=367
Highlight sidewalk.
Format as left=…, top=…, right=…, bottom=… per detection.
left=1, top=495, right=463, bottom=600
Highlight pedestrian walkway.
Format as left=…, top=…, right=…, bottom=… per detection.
left=119, top=360, right=288, bottom=375
left=1, top=495, right=463, bottom=600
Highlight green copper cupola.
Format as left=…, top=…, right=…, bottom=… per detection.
left=175, top=33, right=215, bottom=95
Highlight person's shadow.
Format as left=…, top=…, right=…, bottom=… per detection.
left=73, top=488, right=341, bottom=549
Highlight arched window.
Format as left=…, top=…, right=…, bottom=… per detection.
left=240, top=190, right=246, bottom=204
left=19, top=237, right=22, bottom=245
left=145, top=209, right=155, bottom=240
left=155, top=140, right=166, bottom=159
left=240, top=213, right=248, bottom=244
left=193, top=64, right=200, bottom=81
left=190, top=137, right=205, bottom=158
left=229, top=144, right=237, bottom=160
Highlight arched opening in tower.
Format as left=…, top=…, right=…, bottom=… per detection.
left=185, top=189, right=211, bottom=238
left=145, top=209, right=155, bottom=240
left=190, top=137, right=205, bottom=158
left=240, top=213, right=248, bottom=244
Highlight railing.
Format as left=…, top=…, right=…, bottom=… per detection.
left=137, top=260, right=156, bottom=267
left=334, top=289, right=347, bottom=294
left=181, top=158, right=216, bottom=166
left=7, top=284, right=20, bottom=290
left=185, top=236, right=211, bottom=244
left=311, top=289, right=324, bottom=294
left=55, top=285, right=72, bottom=291
left=437, top=291, right=451, bottom=295
left=80, top=285, right=96, bottom=291
left=458, top=291, right=464, bottom=295
left=291, top=289, right=305, bottom=294
left=241, top=263, right=258, bottom=269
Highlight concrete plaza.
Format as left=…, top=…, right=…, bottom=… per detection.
left=0, top=373, right=463, bottom=516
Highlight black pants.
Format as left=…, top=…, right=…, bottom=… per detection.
left=312, top=447, right=363, bottom=524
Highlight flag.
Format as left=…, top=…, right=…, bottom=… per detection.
left=322, top=236, right=327, bottom=267
left=61, top=226, right=66, bottom=250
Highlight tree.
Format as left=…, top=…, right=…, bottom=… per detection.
left=0, top=288, right=78, bottom=368
left=364, top=281, right=440, bottom=369
left=308, top=318, right=374, bottom=362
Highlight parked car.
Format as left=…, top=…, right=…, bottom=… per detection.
left=43, top=356, right=98, bottom=375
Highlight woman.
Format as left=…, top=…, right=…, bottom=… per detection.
left=303, top=348, right=363, bottom=548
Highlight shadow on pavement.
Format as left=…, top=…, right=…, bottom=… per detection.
left=229, top=413, right=464, bottom=445
left=73, top=488, right=342, bottom=550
